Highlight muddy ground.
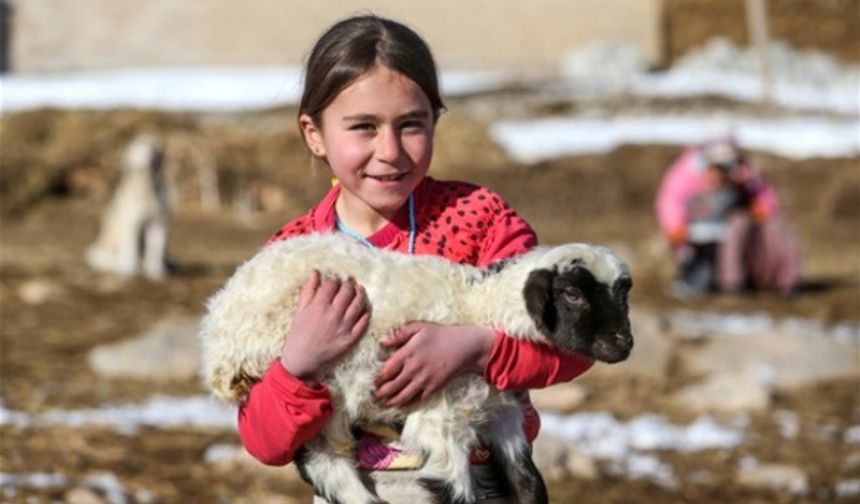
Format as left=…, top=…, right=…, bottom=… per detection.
left=0, top=100, right=858, bottom=504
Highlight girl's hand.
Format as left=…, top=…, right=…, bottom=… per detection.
left=373, top=323, right=495, bottom=407
left=668, top=224, right=687, bottom=247
left=280, top=270, right=370, bottom=382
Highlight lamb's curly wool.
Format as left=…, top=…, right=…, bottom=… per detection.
left=199, top=233, right=631, bottom=504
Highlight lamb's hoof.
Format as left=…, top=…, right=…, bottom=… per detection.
left=418, top=478, right=472, bottom=504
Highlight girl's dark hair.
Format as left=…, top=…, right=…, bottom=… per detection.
left=299, top=15, right=445, bottom=125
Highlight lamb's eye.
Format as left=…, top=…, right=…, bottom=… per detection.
left=561, top=287, right=584, bottom=304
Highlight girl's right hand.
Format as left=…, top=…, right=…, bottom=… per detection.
left=279, top=270, right=370, bottom=382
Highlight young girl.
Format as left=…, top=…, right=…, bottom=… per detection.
left=238, top=15, right=594, bottom=503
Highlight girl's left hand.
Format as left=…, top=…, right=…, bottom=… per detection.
left=373, top=322, right=495, bottom=407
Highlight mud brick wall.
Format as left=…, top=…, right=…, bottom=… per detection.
left=5, top=0, right=662, bottom=73
left=664, top=0, right=860, bottom=64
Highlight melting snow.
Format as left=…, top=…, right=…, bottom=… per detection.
left=836, top=479, right=860, bottom=499
left=0, top=472, right=68, bottom=489
left=0, top=471, right=134, bottom=504
left=0, top=395, right=235, bottom=432
left=539, top=412, right=743, bottom=488
left=845, top=425, right=860, bottom=445
left=633, top=38, right=859, bottom=116
left=490, top=115, right=859, bottom=162
left=82, top=472, right=128, bottom=504
left=562, top=38, right=860, bottom=115
left=0, top=67, right=514, bottom=114
left=540, top=411, right=744, bottom=458
left=668, top=310, right=860, bottom=343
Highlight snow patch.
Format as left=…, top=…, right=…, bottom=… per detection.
left=490, top=115, right=859, bottom=162
left=0, top=67, right=514, bottom=114
left=540, top=412, right=744, bottom=458
left=561, top=38, right=860, bottom=115
left=0, top=395, right=235, bottom=432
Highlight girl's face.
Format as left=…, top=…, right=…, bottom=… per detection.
left=704, top=165, right=732, bottom=192
left=300, top=65, right=435, bottom=221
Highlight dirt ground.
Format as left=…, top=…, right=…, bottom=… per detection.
left=0, top=100, right=858, bottom=503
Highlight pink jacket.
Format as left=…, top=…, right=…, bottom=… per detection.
left=655, top=147, right=780, bottom=239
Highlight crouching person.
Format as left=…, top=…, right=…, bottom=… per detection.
left=655, top=136, right=802, bottom=297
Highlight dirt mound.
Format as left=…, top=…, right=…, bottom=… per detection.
left=0, top=108, right=333, bottom=217
left=0, top=108, right=507, bottom=219
left=0, top=109, right=194, bottom=215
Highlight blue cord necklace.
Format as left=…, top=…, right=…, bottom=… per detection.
left=336, top=193, right=416, bottom=255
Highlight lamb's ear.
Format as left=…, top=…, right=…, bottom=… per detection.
left=524, top=268, right=557, bottom=335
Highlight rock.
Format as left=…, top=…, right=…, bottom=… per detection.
left=530, top=382, right=589, bottom=413
left=94, top=275, right=127, bottom=294
left=65, top=487, right=106, bottom=504
left=532, top=433, right=598, bottom=481
left=562, top=450, right=600, bottom=480
left=736, top=463, right=809, bottom=495
left=677, top=329, right=858, bottom=391
left=88, top=317, right=200, bottom=381
left=16, top=278, right=63, bottom=304
left=842, top=452, right=860, bottom=471
left=672, top=372, right=772, bottom=413
left=204, top=443, right=303, bottom=484
left=588, top=309, right=673, bottom=379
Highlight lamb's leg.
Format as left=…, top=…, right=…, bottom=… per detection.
left=298, top=415, right=385, bottom=504
left=142, top=218, right=168, bottom=279
left=485, top=407, right=548, bottom=504
left=489, top=448, right=547, bottom=504
left=115, top=217, right=142, bottom=277
left=401, top=410, right=477, bottom=504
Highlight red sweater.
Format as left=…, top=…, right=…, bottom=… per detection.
left=238, top=177, right=594, bottom=465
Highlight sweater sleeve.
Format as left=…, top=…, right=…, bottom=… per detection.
left=237, top=361, right=333, bottom=466
left=484, top=332, right=594, bottom=390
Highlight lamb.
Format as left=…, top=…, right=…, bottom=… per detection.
left=200, top=233, right=633, bottom=504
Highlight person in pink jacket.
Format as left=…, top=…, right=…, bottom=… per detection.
left=655, top=136, right=802, bottom=297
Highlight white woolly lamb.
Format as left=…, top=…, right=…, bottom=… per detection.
left=200, top=233, right=633, bottom=504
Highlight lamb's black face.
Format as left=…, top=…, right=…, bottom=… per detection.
left=523, top=263, right=633, bottom=363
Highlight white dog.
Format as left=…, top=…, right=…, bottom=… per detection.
left=86, top=134, right=170, bottom=280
